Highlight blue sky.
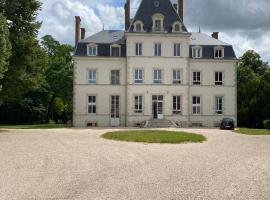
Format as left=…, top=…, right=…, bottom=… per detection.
left=38, top=0, right=270, bottom=62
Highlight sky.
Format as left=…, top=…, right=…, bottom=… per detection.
left=38, top=0, right=270, bottom=62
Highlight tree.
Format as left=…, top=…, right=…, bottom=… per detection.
left=0, top=14, right=11, bottom=91
left=0, top=0, right=48, bottom=101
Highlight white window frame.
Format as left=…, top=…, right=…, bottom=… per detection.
left=134, top=69, right=144, bottom=84
left=215, top=71, right=223, bottom=85
left=192, top=96, right=201, bottom=115
left=134, top=95, right=143, bottom=113
left=134, top=21, right=144, bottom=32
left=172, top=21, right=182, bottom=32
left=215, top=96, right=224, bottom=115
left=172, top=69, right=181, bottom=84
left=192, top=71, right=201, bottom=85
left=88, top=95, right=96, bottom=114
left=152, top=13, right=164, bottom=32
left=174, top=43, right=181, bottom=57
left=192, top=46, right=202, bottom=58
left=135, top=42, right=142, bottom=56
left=87, top=44, right=98, bottom=56
left=110, top=44, right=121, bottom=57
left=173, top=95, right=182, bottom=114
left=88, top=69, right=96, bottom=84
left=153, top=69, right=162, bottom=84
left=111, top=70, right=120, bottom=85
left=214, top=46, right=224, bottom=58
left=154, top=43, right=162, bottom=56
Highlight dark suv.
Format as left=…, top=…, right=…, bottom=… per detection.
left=220, top=118, right=235, bottom=130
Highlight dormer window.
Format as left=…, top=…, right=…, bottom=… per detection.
left=214, top=46, right=224, bottom=58
left=172, top=22, right=182, bottom=32
left=87, top=44, right=97, bottom=56
left=134, top=21, right=144, bottom=32
left=154, top=19, right=162, bottom=31
left=152, top=13, right=164, bottom=32
left=110, top=44, right=121, bottom=57
left=192, top=46, right=202, bottom=58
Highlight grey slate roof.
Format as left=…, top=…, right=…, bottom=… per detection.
left=129, top=0, right=188, bottom=33
left=190, top=32, right=230, bottom=46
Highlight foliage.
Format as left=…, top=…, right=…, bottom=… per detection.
left=102, top=130, right=207, bottom=144
left=235, top=128, right=270, bottom=135
left=0, top=123, right=70, bottom=129
left=0, top=14, right=11, bottom=90
left=237, top=50, right=270, bottom=128
left=263, top=120, right=270, bottom=130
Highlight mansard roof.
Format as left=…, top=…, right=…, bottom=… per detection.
left=79, top=30, right=125, bottom=44
left=128, top=0, right=188, bottom=33
left=190, top=32, right=230, bottom=46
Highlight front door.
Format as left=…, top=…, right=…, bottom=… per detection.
left=152, top=95, right=163, bottom=119
left=111, top=95, right=120, bottom=127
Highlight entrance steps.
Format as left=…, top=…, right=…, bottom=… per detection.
left=144, top=119, right=176, bottom=128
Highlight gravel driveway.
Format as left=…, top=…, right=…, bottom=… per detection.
left=0, top=128, right=269, bottom=200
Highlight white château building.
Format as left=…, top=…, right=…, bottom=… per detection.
left=73, top=0, right=238, bottom=127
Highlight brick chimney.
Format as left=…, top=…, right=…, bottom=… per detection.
left=178, top=0, right=184, bottom=21
left=75, top=16, right=81, bottom=46
left=173, top=3, right=178, bottom=11
left=212, top=32, right=219, bottom=40
left=81, top=28, right=86, bottom=40
left=125, top=0, right=130, bottom=31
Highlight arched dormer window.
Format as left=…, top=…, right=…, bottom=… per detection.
left=214, top=46, right=224, bottom=58
left=134, top=21, right=144, bottom=32
left=192, top=46, right=203, bottom=58
left=87, top=43, right=98, bottom=56
left=152, top=13, right=164, bottom=32
left=110, top=44, right=121, bottom=57
left=172, top=21, right=182, bottom=32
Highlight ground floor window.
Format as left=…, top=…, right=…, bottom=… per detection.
left=134, top=96, right=143, bottom=113
left=88, top=96, right=96, bottom=114
left=215, top=96, right=223, bottom=114
left=192, top=96, right=201, bottom=115
left=173, top=96, right=181, bottom=114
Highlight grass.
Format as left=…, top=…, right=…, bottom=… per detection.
left=235, top=128, right=270, bottom=135
left=102, top=130, right=206, bottom=144
left=0, top=123, right=71, bottom=129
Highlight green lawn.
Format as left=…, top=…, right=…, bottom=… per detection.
left=0, top=124, right=71, bottom=129
left=102, top=130, right=206, bottom=144
left=235, top=128, right=270, bottom=135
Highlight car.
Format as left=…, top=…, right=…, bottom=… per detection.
left=220, top=118, right=235, bottom=130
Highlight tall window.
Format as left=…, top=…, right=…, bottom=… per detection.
left=174, top=43, right=181, bottom=57
left=134, top=96, right=143, bottom=113
left=111, top=70, right=120, bottom=85
left=173, top=69, right=181, bottom=84
left=87, top=45, right=97, bottom=56
left=88, top=96, right=96, bottom=114
left=153, top=69, right=162, bottom=84
left=192, top=47, right=202, bottom=58
left=215, top=96, right=223, bottom=114
left=135, top=43, right=142, bottom=56
left=192, top=96, right=201, bottom=115
left=111, top=46, right=121, bottom=57
left=154, top=19, right=162, bottom=31
left=214, top=47, right=224, bottom=58
left=193, top=71, right=201, bottom=85
left=155, top=43, right=162, bottom=56
left=215, top=72, right=223, bottom=85
left=88, top=70, right=96, bottom=84
left=173, top=96, right=181, bottom=114
left=134, top=69, right=143, bottom=84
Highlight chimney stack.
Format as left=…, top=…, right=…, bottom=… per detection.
left=178, top=0, right=184, bottom=21
left=75, top=16, right=81, bottom=46
left=81, top=28, right=86, bottom=40
left=125, top=0, right=130, bottom=31
left=173, top=3, right=178, bottom=11
left=212, top=32, right=219, bottom=40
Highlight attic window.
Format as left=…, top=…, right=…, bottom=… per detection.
left=134, top=21, right=144, bottom=32
left=152, top=13, right=164, bottom=32
left=110, top=44, right=121, bottom=57
left=172, top=22, right=182, bottom=32
left=214, top=46, right=224, bottom=58
left=154, top=1, right=160, bottom=7
left=87, top=44, right=97, bottom=56
left=192, top=46, right=202, bottom=58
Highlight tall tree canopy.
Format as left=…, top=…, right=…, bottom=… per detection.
left=0, top=14, right=11, bottom=90
left=237, top=50, right=270, bottom=128
left=0, top=0, right=48, bottom=101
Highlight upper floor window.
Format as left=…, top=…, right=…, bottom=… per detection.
left=193, top=71, right=201, bottom=85
left=215, top=72, right=223, bottom=85
left=172, top=22, right=182, bottom=32
left=110, top=45, right=121, bottom=57
left=173, top=69, right=181, bottom=84
left=88, top=69, right=96, bottom=84
left=87, top=44, right=97, bottom=56
left=215, top=96, right=223, bottom=115
left=152, top=13, right=164, bottom=32
left=214, top=46, right=224, bottom=58
left=88, top=96, right=96, bottom=114
left=173, top=96, right=182, bottom=114
left=154, top=43, right=162, bottom=56
left=153, top=69, right=162, bottom=84
left=134, top=69, right=143, bottom=84
left=134, top=96, right=143, bottom=113
left=192, top=46, right=202, bottom=58
left=134, top=21, right=144, bottom=32
left=192, top=96, right=201, bottom=115
left=135, top=42, right=142, bottom=56
left=111, top=70, right=120, bottom=85
left=174, top=43, right=181, bottom=57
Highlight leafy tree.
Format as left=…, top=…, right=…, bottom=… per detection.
left=0, top=14, right=11, bottom=91
left=0, top=0, right=48, bottom=101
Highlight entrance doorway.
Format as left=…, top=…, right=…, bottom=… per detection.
left=111, top=95, right=120, bottom=126
left=152, top=95, right=164, bottom=119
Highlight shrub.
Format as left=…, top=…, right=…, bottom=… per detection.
left=263, top=120, right=270, bottom=130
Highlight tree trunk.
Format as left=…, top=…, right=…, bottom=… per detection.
left=46, top=94, right=56, bottom=123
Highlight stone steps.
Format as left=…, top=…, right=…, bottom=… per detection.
left=145, top=120, right=175, bottom=128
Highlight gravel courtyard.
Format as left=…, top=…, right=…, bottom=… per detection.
left=0, top=128, right=269, bottom=200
